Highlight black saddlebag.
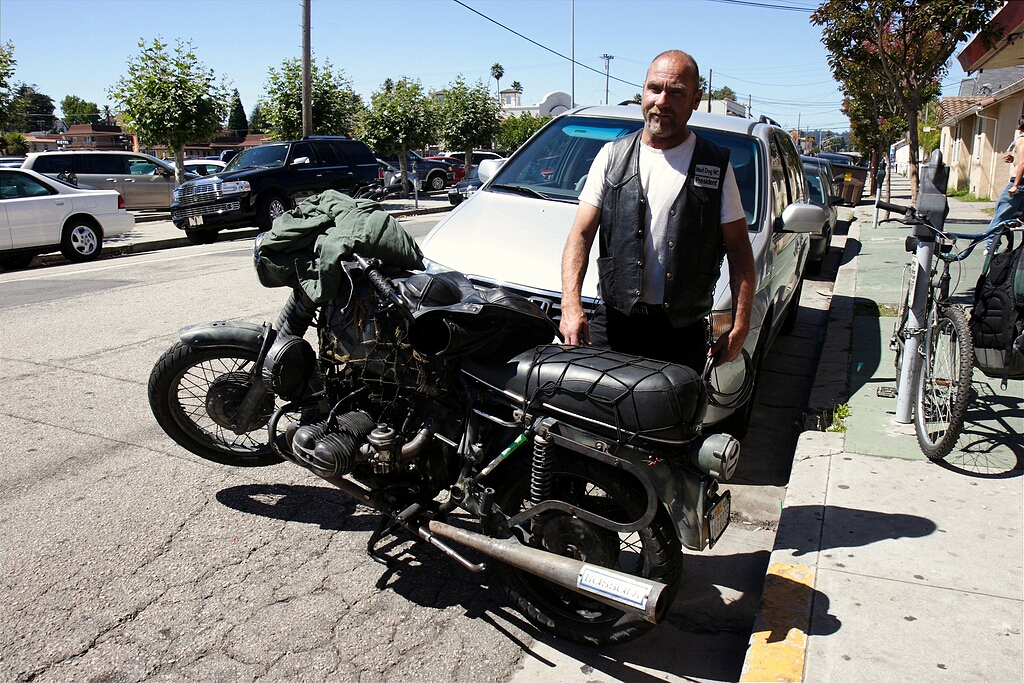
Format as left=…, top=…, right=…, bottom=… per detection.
left=462, top=345, right=708, bottom=444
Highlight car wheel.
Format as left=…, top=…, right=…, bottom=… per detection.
left=60, top=219, right=102, bottom=262
left=258, top=194, right=289, bottom=231
left=427, top=173, right=446, bottom=193
left=714, top=330, right=767, bottom=441
left=779, top=277, right=803, bottom=336
left=186, top=229, right=219, bottom=245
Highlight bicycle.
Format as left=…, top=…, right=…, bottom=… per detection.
left=878, top=197, right=1023, bottom=460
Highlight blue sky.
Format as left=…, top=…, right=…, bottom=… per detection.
left=2, top=0, right=977, bottom=134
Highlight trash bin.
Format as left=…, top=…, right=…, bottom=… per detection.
left=831, top=161, right=867, bottom=205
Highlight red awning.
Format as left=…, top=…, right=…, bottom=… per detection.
left=957, top=0, right=1024, bottom=73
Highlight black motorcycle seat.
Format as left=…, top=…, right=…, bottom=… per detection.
left=461, top=345, right=708, bottom=444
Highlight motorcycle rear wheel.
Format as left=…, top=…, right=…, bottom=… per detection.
left=491, top=450, right=682, bottom=646
left=148, top=341, right=283, bottom=467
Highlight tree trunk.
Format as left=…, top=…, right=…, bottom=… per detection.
left=174, top=147, right=186, bottom=186
left=907, top=108, right=920, bottom=203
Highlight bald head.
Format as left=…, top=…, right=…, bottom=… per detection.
left=648, top=50, right=701, bottom=92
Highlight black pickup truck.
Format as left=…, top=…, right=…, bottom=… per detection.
left=171, top=136, right=378, bottom=244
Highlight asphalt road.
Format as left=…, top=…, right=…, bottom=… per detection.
left=0, top=213, right=843, bottom=682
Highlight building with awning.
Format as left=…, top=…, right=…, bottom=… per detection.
left=937, top=1, right=1024, bottom=198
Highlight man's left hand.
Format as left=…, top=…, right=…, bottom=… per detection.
left=708, top=325, right=748, bottom=367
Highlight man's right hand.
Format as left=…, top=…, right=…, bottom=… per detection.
left=559, top=308, right=590, bottom=346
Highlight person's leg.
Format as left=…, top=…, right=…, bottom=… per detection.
left=987, top=181, right=1020, bottom=251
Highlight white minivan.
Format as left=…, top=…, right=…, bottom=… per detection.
left=421, top=105, right=826, bottom=437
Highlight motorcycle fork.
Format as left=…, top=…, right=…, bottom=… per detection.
left=228, top=323, right=275, bottom=435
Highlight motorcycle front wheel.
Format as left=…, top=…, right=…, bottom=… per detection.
left=148, top=341, right=283, bottom=467
left=491, top=450, right=682, bottom=646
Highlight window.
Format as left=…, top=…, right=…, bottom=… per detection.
left=127, top=156, right=159, bottom=175
left=31, top=155, right=73, bottom=174
left=313, top=141, right=341, bottom=167
left=77, top=154, right=126, bottom=175
left=289, top=142, right=313, bottom=165
left=0, top=171, right=57, bottom=199
left=768, top=135, right=789, bottom=219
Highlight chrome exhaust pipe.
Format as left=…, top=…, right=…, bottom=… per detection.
left=427, top=520, right=670, bottom=624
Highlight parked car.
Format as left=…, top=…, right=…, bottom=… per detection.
left=0, top=156, right=25, bottom=168
left=426, top=156, right=467, bottom=183
left=170, top=136, right=379, bottom=244
left=377, top=159, right=420, bottom=193
left=178, top=159, right=226, bottom=176
left=802, top=157, right=843, bottom=274
left=442, top=150, right=505, bottom=166
left=378, top=151, right=455, bottom=193
left=21, top=150, right=189, bottom=210
left=447, top=165, right=483, bottom=205
left=0, top=167, right=134, bottom=268
left=421, top=105, right=825, bottom=437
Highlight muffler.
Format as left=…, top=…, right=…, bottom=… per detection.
left=427, top=520, right=670, bottom=624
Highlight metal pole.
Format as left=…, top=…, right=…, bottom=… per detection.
left=706, top=70, right=712, bottom=112
left=301, top=0, right=312, bottom=138
left=571, top=0, right=575, bottom=107
left=600, top=54, right=614, bottom=105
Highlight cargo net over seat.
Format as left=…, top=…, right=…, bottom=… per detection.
left=516, top=345, right=709, bottom=446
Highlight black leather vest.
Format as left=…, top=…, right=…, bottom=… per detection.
left=597, top=130, right=731, bottom=328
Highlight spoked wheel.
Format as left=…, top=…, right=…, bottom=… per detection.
left=148, top=341, right=283, bottom=467
left=491, top=451, right=682, bottom=646
left=914, top=304, right=973, bottom=461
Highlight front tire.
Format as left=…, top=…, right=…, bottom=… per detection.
left=491, top=451, right=682, bottom=646
left=427, top=172, right=446, bottom=192
left=257, top=194, right=289, bottom=231
left=914, top=305, right=973, bottom=461
left=148, top=342, right=282, bottom=467
left=60, top=219, right=102, bottom=262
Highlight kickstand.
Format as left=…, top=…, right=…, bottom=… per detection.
left=367, top=515, right=399, bottom=567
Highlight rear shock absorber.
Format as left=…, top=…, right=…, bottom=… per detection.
left=529, top=427, right=553, bottom=505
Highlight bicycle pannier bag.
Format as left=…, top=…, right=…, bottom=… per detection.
left=969, top=229, right=1024, bottom=388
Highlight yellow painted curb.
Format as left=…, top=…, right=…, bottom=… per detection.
left=740, top=562, right=816, bottom=683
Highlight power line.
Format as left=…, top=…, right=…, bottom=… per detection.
left=452, top=0, right=642, bottom=89
left=703, top=0, right=817, bottom=12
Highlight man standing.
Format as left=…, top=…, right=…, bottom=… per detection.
left=987, top=117, right=1024, bottom=253
left=560, top=50, right=755, bottom=372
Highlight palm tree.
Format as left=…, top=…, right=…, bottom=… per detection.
left=511, top=81, right=522, bottom=93
left=491, top=63, right=504, bottom=94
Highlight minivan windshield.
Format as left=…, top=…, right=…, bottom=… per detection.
left=489, top=114, right=762, bottom=226
left=224, top=144, right=289, bottom=172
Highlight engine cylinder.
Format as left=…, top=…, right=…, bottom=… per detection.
left=290, top=411, right=375, bottom=477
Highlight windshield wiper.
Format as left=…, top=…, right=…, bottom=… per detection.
left=490, top=183, right=550, bottom=200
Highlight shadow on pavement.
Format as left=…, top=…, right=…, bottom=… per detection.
left=936, top=382, right=1024, bottom=478
left=775, top=505, right=937, bottom=557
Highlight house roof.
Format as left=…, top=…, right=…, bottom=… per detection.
left=936, top=96, right=986, bottom=127
left=958, top=0, right=1024, bottom=73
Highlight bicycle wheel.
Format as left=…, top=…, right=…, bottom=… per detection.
left=914, top=304, right=973, bottom=460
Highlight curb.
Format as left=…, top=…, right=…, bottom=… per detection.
left=35, top=228, right=263, bottom=267
left=739, top=213, right=863, bottom=682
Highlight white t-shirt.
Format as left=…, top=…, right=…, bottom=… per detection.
left=579, top=134, right=746, bottom=304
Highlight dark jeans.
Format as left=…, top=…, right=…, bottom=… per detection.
left=589, top=304, right=710, bottom=373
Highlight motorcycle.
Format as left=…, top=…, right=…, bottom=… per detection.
left=148, top=241, right=740, bottom=646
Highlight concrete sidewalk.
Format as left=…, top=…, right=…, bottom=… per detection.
left=741, top=176, right=1023, bottom=682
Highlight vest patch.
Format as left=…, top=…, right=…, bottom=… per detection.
left=693, top=164, right=721, bottom=189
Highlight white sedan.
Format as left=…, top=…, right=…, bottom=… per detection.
left=0, top=168, right=135, bottom=268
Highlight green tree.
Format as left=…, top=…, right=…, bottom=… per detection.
left=357, top=78, right=435, bottom=195
left=8, top=84, right=55, bottom=132
left=510, top=80, right=522, bottom=93
left=61, top=95, right=101, bottom=125
left=437, top=76, right=502, bottom=173
left=1, top=131, right=28, bottom=155
left=705, top=85, right=737, bottom=102
left=248, top=102, right=267, bottom=135
left=490, top=63, right=504, bottom=95
left=495, top=111, right=550, bottom=154
left=109, top=38, right=230, bottom=183
left=812, top=0, right=1002, bottom=199
left=0, top=41, right=16, bottom=131
left=262, top=57, right=362, bottom=141
left=918, top=98, right=941, bottom=158
left=227, top=89, right=248, bottom=137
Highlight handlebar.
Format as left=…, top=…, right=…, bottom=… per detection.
left=876, top=199, right=909, bottom=215
left=352, top=253, right=414, bottom=321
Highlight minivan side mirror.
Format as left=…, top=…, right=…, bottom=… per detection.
left=478, top=158, right=501, bottom=184
left=776, top=203, right=828, bottom=234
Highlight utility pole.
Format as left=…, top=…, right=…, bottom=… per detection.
left=301, top=0, right=312, bottom=138
left=600, top=54, right=614, bottom=105
left=571, top=0, right=575, bottom=107
left=706, top=69, right=712, bottom=112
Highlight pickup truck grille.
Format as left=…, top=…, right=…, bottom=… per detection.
left=175, top=182, right=226, bottom=207
left=172, top=201, right=241, bottom=220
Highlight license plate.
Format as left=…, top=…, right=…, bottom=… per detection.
left=707, top=490, right=731, bottom=548
left=188, top=216, right=204, bottom=227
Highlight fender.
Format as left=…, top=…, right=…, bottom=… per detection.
left=178, top=320, right=267, bottom=353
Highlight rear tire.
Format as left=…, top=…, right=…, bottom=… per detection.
left=491, top=450, right=682, bottom=646
left=914, top=304, right=973, bottom=461
left=148, top=342, right=282, bottom=467
left=60, top=219, right=102, bottom=262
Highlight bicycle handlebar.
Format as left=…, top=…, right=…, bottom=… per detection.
left=876, top=199, right=909, bottom=215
